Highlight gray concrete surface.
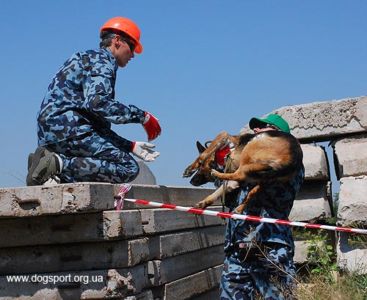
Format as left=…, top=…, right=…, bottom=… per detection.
left=337, top=232, right=367, bottom=275
left=0, top=183, right=113, bottom=218
left=163, top=265, right=222, bottom=300
left=337, top=176, right=367, bottom=227
left=148, top=245, right=224, bottom=286
left=241, top=96, right=367, bottom=141
left=302, top=144, right=329, bottom=180
left=332, top=134, right=367, bottom=178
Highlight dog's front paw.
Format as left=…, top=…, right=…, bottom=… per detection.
left=195, top=201, right=208, bottom=209
left=211, top=169, right=221, bottom=177
left=234, top=204, right=245, bottom=215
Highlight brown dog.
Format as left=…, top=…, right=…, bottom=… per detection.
left=183, top=130, right=303, bottom=213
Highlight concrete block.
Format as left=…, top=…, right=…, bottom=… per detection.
left=165, top=186, right=217, bottom=207
left=124, top=290, right=154, bottom=300
left=0, top=213, right=104, bottom=248
left=332, top=134, right=367, bottom=178
left=0, top=210, right=143, bottom=248
left=164, top=265, right=222, bottom=300
left=241, top=96, right=367, bottom=142
left=0, top=265, right=150, bottom=298
left=128, top=238, right=150, bottom=267
left=148, top=245, right=224, bottom=286
left=0, top=289, right=62, bottom=300
left=141, top=207, right=224, bottom=234
left=0, top=239, right=150, bottom=275
left=0, top=183, right=113, bottom=218
left=338, top=176, right=367, bottom=227
left=290, top=199, right=331, bottom=222
left=301, top=144, right=329, bottom=180
left=103, top=210, right=143, bottom=240
left=113, top=184, right=215, bottom=209
left=294, top=239, right=330, bottom=265
left=290, top=182, right=332, bottom=221
left=294, top=240, right=310, bottom=264
left=191, top=288, right=220, bottom=300
left=337, top=232, right=367, bottom=275
left=155, top=226, right=225, bottom=258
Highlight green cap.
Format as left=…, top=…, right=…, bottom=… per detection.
left=249, top=114, right=290, bottom=133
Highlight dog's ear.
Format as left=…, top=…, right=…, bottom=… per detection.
left=196, top=141, right=206, bottom=153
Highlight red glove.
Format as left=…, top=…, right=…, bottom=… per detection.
left=143, top=112, right=161, bottom=141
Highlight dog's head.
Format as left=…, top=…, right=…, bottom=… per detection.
left=183, top=141, right=230, bottom=186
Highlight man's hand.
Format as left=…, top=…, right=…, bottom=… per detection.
left=131, top=141, right=160, bottom=162
left=143, top=112, right=161, bottom=141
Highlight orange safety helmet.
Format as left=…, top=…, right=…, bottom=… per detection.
left=100, top=16, right=143, bottom=54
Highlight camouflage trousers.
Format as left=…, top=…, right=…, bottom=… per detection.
left=220, top=243, right=296, bottom=300
left=44, top=130, right=139, bottom=183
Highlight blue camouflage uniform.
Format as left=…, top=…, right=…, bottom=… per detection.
left=37, top=48, right=146, bottom=183
left=220, top=166, right=305, bottom=300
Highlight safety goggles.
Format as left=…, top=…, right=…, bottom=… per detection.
left=121, top=37, right=136, bottom=53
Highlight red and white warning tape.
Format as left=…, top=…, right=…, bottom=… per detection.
left=116, top=185, right=367, bottom=235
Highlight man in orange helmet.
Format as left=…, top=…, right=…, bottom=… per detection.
left=27, top=17, right=161, bottom=186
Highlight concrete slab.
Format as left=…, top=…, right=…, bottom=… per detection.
left=337, top=232, right=367, bottom=275
left=290, top=181, right=332, bottom=221
left=290, top=198, right=332, bottom=222
left=240, top=96, right=367, bottom=142
left=0, top=289, right=62, bottom=300
left=103, top=210, right=143, bottom=240
left=332, top=134, right=367, bottom=179
left=114, top=184, right=215, bottom=209
left=141, top=207, right=224, bottom=234
left=338, top=176, right=367, bottom=227
left=124, top=290, right=154, bottom=300
left=0, top=265, right=150, bottom=298
left=302, top=144, right=329, bottom=180
left=190, top=288, right=220, bottom=300
left=0, top=183, right=114, bottom=218
left=0, top=239, right=150, bottom=275
left=154, top=226, right=225, bottom=258
left=148, top=245, right=224, bottom=286
left=0, top=210, right=143, bottom=248
left=294, top=240, right=310, bottom=264
left=164, top=265, right=222, bottom=300
left=128, top=238, right=150, bottom=267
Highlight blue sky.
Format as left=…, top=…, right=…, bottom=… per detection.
left=0, top=0, right=366, bottom=188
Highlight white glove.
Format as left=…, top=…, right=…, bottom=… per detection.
left=131, top=141, right=160, bottom=162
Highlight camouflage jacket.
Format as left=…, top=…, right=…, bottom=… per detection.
left=224, top=166, right=305, bottom=253
left=37, top=48, right=145, bottom=149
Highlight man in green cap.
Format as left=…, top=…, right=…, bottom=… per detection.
left=220, top=114, right=304, bottom=300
